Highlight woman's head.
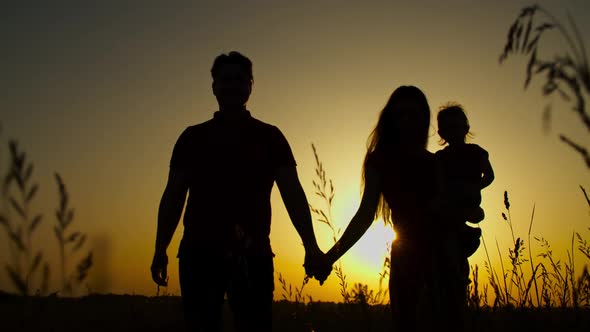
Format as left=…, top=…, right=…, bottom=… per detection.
left=363, top=85, right=431, bottom=224
left=437, top=102, right=471, bottom=145
left=368, top=85, right=431, bottom=154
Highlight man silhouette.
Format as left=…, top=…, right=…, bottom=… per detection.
left=150, top=51, right=327, bottom=332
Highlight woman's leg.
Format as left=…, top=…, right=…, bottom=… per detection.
left=389, top=241, right=423, bottom=331
left=437, top=237, right=468, bottom=332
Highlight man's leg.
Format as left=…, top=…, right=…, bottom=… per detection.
left=178, top=253, right=226, bottom=332
left=227, top=255, right=274, bottom=332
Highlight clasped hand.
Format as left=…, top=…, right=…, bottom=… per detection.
left=303, top=247, right=333, bottom=285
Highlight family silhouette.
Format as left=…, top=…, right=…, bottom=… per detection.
left=150, top=51, right=494, bottom=332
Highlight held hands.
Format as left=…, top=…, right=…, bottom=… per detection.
left=303, top=246, right=333, bottom=285
left=150, top=250, right=169, bottom=287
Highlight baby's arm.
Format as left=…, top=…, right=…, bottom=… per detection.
left=480, top=156, right=494, bottom=189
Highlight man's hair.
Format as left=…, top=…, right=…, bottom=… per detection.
left=211, top=51, right=253, bottom=81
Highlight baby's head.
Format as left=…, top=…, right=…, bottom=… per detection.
left=437, top=102, right=471, bottom=145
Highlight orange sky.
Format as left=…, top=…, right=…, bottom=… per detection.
left=1, top=0, right=589, bottom=302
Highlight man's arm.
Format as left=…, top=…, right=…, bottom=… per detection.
left=275, top=165, right=330, bottom=282
left=151, top=167, right=188, bottom=286
left=275, top=165, right=320, bottom=252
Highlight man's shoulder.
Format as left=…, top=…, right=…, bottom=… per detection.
left=248, top=117, right=290, bottom=141
left=249, top=116, right=280, bottom=131
left=191, top=118, right=217, bottom=129
left=180, top=119, right=216, bottom=135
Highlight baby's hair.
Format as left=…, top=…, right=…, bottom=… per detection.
left=437, top=101, right=474, bottom=145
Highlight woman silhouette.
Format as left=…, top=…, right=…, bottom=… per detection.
left=316, top=86, right=465, bottom=331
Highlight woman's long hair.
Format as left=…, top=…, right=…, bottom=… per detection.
left=362, top=85, right=431, bottom=225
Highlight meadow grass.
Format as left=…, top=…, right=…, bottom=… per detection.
left=472, top=3, right=590, bottom=310
left=470, top=189, right=590, bottom=309
left=0, top=127, right=93, bottom=296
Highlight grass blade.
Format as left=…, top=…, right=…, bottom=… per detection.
left=6, top=265, right=27, bottom=295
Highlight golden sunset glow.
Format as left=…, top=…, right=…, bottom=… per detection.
left=2, top=0, right=590, bottom=303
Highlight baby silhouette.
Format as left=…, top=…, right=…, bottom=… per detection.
left=434, top=102, right=494, bottom=258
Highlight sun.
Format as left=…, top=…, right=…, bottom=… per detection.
left=348, top=219, right=396, bottom=274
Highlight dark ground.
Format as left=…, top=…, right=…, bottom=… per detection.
left=1, top=293, right=589, bottom=332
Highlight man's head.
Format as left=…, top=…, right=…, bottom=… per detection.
left=211, top=51, right=253, bottom=111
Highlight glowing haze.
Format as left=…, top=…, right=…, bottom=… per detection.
left=1, top=0, right=589, bottom=302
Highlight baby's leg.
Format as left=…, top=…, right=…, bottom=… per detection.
left=459, top=192, right=485, bottom=223
left=463, top=206, right=485, bottom=223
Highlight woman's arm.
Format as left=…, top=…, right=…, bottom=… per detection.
left=325, top=164, right=382, bottom=264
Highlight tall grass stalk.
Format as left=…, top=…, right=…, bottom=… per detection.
left=309, top=143, right=350, bottom=303
left=0, top=140, right=46, bottom=295
left=569, top=233, right=578, bottom=307
left=0, top=134, right=92, bottom=296
left=499, top=5, right=590, bottom=168
left=53, top=173, right=93, bottom=295
left=502, top=192, right=529, bottom=305
left=527, top=204, right=540, bottom=306
left=495, top=238, right=510, bottom=305
left=479, top=224, right=504, bottom=306
left=0, top=124, right=21, bottom=289
left=277, top=271, right=313, bottom=328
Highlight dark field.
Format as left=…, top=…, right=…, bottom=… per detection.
left=1, top=293, right=589, bottom=332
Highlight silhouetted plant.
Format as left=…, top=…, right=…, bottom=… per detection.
left=0, top=139, right=47, bottom=295
left=495, top=4, right=590, bottom=309
left=578, top=186, right=590, bottom=262
left=575, top=185, right=590, bottom=305
left=467, top=265, right=481, bottom=310
left=348, top=283, right=379, bottom=331
left=54, top=172, right=93, bottom=295
left=474, top=190, right=589, bottom=308
left=499, top=4, right=590, bottom=168
left=0, top=132, right=92, bottom=296
left=0, top=124, right=22, bottom=291
left=309, top=143, right=350, bottom=303
left=277, top=272, right=311, bottom=308
left=578, top=266, right=590, bottom=306
left=277, top=272, right=314, bottom=330
left=502, top=191, right=532, bottom=306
